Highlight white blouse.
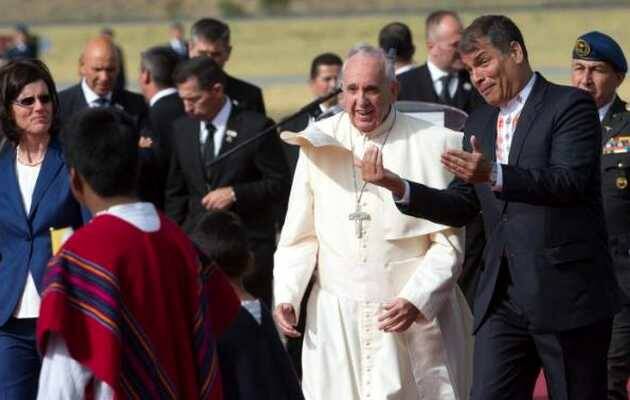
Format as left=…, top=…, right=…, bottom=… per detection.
left=13, top=159, right=42, bottom=319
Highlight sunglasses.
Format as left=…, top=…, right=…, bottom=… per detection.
left=13, top=94, right=52, bottom=108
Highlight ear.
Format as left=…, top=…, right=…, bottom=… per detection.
left=68, top=168, right=85, bottom=204
left=225, top=44, right=233, bottom=61
left=390, top=79, right=400, bottom=100
left=78, top=55, right=85, bottom=77
left=510, top=41, right=525, bottom=64
left=211, top=82, right=224, bottom=95
left=616, top=72, right=625, bottom=87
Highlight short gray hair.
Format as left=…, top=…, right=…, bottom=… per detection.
left=342, top=43, right=396, bottom=84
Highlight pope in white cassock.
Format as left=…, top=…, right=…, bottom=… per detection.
left=273, top=45, right=474, bottom=400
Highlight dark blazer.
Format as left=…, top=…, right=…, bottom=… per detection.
left=218, top=305, right=304, bottom=400
left=0, top=138, right=83, bottom=326
left=398, top=73, right=619, bottom=332
left=138, top=92, right=186, bottom=209
left=57, top=83, right=148, bottom=130
left=226, top=74, right=266, bottom=115
left=165, top=103, right=290, bottom=240
left=397, top=63, right=484, bottom=115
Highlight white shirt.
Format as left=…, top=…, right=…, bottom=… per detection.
left=81, top=78, right=112, bottom=107
left=13, top=159, right=42, bottom=318
left=149, top=87, right=178, bottom=108
left=199, top=97, right=232, bottom=157
left=427, top=60, right=459, bottom=99
left=492, top=73, right=537, bottom=190
left=37, top=202, right=159, bottom=400
left=598, top=98, right=615, bottom=122
left=169, top=38, right=187, bottom=56
left=395, top=63, right=417, bottom=76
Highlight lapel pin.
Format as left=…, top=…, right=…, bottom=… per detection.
left=463, top=82, right=472, bottom=91
left=226, top=130, right=238, bottom=143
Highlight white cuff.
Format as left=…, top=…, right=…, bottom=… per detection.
left=394, top=180, right=411, bottom=205
left=491, top=163, right=503, bottom=192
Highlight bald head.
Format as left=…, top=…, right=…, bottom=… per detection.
left=426, top=12, right=464, bottom=71
left=79, top=37, right=119, bottom=96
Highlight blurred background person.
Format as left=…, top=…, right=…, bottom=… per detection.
left=5, top=24, right=38, bottom=61
left=169, top=21, right=188, bottom=60
left=192, top=211, right=304, bottom=400
left=0, top=59, right=83, bottom=399
left=57, top=37, right=147, bottom=130
left=570, top=31, right=630, bottom=400
left=100, top=27, right=126, bottom=92
left=378, top=22, right=416, bottom=75
left=397, top=10, right=483, bottom=114
left=189, top=18, right=266, bottom=114
left=280, top=52, right=343, bottom=174
left=137, top=45, right=185, bottom=209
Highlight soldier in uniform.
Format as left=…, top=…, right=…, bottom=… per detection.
left=571, top=31, right=630, bottom=400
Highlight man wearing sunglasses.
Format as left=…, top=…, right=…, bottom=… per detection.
left=57, top=37, right=147, bottom=131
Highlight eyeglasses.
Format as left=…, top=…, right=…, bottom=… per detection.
left=13, top=94, right=52, bottom=108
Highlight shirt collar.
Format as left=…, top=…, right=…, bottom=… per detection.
left=598, top=98, right=615, bottom=122
left=210, top=96, right=232, bottom=130
left=81, top=78, right=112, bottom=105
left=499, top=73, right=537, bottom=114
left=426, top=60, right=450, bottom=82
left=97, top=202, right=160, bottom=232
left=149, top=87, right=178, bottom=107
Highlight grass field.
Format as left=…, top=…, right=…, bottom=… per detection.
left=4, top=7, right=630, bottom=118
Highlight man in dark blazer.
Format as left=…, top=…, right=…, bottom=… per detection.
left=188, top=18, right=266, bottom=115
left=399, top=10, right=485, bottom=307
left=358, top=15, right=620, bottom=400
left=280, top=52, right=343, bottom=175
left=570, top=31, right=630, bottom=400
left=397, top=10, right=484, bottom=115
left=167, top=56, right=290, bottom=307
left=57, top=37, right=148, bottom=130
left=138, top=46, right=186, bottom=209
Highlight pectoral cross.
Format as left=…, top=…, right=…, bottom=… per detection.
left=349, top=205, right=371, bottom=239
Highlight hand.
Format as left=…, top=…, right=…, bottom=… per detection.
left=274, top=303, right=301, bottom=338
left=354, top=145, right=406, bottom=198
left=377, top=298, right=422, bottom=333
left=441, top=135, right=492, bottom=183
left=138, top=136, right=153, bottom=148
left=201, top=187, right=236, bottom=210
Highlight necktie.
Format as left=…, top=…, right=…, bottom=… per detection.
left=94, top=97, right=109, bottom=107
left=202, top=122, right=217, bottom=179
left=438, top=74, right=453, bottom=105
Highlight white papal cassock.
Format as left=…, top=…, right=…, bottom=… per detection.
left=274, top=108, right=474, bottom=400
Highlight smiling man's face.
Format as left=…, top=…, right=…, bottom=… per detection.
left=461, top=37, right=526, bottom=107
left=341, top=54, right=398, bottom=133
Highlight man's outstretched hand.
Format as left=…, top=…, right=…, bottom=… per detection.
left=355, top=145, right=406, bottom=198
left=441, top=135, right=492, bottom=184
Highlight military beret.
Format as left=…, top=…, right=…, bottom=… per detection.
left=573, top=31, right=627, bottom=74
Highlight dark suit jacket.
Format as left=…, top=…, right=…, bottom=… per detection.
left=397, top=63, right=485, bottom=115
left=226, top=74, right=266, bottom=115
left=165, top=104, right=290, bottom=241
left=218, top=305, right=304, bottom=400
left=0, top=138, right=83, bottom=325
left=398, top=73, right=619, bottom=332
left=139, top=92, right=186, bottom=209
left=57, top=83, right=148, bottom=130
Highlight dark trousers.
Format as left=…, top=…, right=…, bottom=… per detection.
left=471, top=267, right=612, bottom=400
left=608, top=235, right=630, bottom=400
left=243, top=239, right=276, bottom=308
left=608, top=303, right=630, bottom=400
left=0, top=318, right=40, bottom=400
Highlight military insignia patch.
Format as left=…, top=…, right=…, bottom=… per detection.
left=574, top=39, right=591, bottom=58
left=603, top=135, right=630, bottom=154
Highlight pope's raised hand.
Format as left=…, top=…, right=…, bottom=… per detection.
left=274, top=303, right=301, bottom=338
left=354, top=145, right=406, bottom=198
left=441, top=135, right=492, bottom=183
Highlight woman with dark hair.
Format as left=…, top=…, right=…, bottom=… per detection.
left=0, top=59, right=83, bottom=399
